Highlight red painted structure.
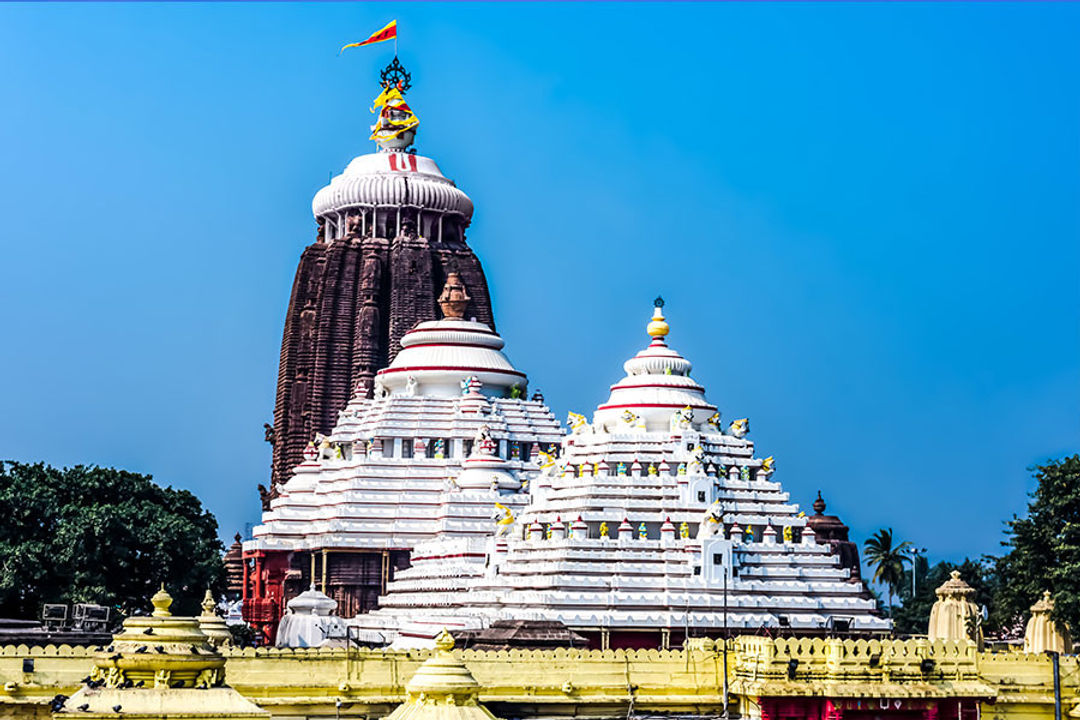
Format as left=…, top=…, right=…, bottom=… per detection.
left=760, top=697, right=981, bottom=720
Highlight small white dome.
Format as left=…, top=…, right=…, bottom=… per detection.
left=593, top=308, right=716, bottom=432
left=286, top=587, right=338, bottom=617
left=312, top=151, right=473, bottom=220
left=376, top=318, right=527, bottom=398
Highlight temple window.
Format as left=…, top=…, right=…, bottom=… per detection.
left=401, top=440, right=414, bottom=459
left=463, top=439, right=474, bottom=457
left=383, top=439, right=394, bottom=458
left=521, top=442, right=532, bottom=462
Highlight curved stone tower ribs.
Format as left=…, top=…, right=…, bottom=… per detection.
left=270, top=225, right=494, bottom=490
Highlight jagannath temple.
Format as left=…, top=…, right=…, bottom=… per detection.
left=242, top=56, right=882, bottom=647
left=1, top=52, right=1074, bottom=720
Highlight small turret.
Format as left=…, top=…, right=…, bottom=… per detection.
left=1024, top=591, right=1071, bottom=654
left=384, top=629, right=502, bottom=720
left=927, top=571, right=982, bottom=646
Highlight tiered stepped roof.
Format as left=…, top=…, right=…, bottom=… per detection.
left=353, top=301, right=888, bottom=642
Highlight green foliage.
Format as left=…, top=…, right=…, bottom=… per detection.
left=892, top=557, right=996, bottom=635
left=863, top=527, right=911, bottom=610
left=228, top=623, right=257, bottom=648
left=0, top=461, right=225, bottom=619
left=991, top=455, right=1080, bottom=634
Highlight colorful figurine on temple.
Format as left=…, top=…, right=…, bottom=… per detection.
left=566, top=411, right=589, bottom=434
left=679, top=522, right=690, bottom=539
left=638, top=522, right=648, bottom=539
left=599, top=522, right=609, bottom=539
left=727, top=418, right=750, bottom=438
left=494, top=502, right=515, bottom=537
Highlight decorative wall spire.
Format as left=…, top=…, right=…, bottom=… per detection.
left=1024, top=590, right=1071, bottom=654
left=927, top=570, right=982, bottom=646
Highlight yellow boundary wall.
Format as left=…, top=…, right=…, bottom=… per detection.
left=0, top=639, right=1074, bottom=719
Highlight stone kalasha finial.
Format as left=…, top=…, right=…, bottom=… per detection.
left=647, top=297, right=670, bottom=339
left=928, top=570, right=981, bottom=644
left=438, top=273, right=471, bottom=319
left=151, top=584, right=173, bottom=617
left=813, top=491, right=826, bottom=515
left=201, top=588, right=216, bottom=616
left=1024, top=590, right=1071, bottom=654
left=434, top=628, right=455, bottom=652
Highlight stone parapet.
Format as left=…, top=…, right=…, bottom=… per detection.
left=0, top=639, right=1076, bottom=719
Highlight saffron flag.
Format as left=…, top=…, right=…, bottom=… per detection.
left=341, top=20, right=397, bottom=53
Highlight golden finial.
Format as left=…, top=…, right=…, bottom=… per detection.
left=433, top=628, right=455, bottom=652
left=647, top=297, right=669, bottom=338
left=201, top=588, right=216, bottom=617
left=151, top=584, right=173, bottom=617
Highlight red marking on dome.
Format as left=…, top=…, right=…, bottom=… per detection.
left=405, top=326, right=497, bottom=337
left=378, top=365, right=526, bottom=378
left=608, top=381, right=705, bottom=392
left=399, top=341, right=501, bottom=350
left=596, top=402, right=715, bottom=411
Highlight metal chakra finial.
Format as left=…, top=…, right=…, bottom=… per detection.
left=654, top=296, right=664, bottom=309
left=370, top=59, right=419, bottom=150
left=380, top=56, right=412, bottom=94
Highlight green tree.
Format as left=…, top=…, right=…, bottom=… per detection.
left=0, top=461, right=225, bottom=619
left=863, top=528, right=911, bottom=611
left=991, top=455, right=1080, bottom=634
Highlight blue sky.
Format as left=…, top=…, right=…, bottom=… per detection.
left=0, top=3, right=1077, bottom=566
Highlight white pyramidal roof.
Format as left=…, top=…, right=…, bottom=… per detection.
left=347, top=302, right=889, bottom=644
left=247, top=314, right=562, bottom=554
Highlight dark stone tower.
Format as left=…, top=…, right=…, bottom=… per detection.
left=266, top=66, right=495, bottom=494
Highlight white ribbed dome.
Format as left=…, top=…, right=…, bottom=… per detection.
left=375, top=318, right=526, bottom=398
left=312, top=151, right=474, bottom=220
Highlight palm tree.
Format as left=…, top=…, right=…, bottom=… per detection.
left=863, top=528, right=912, bottom=611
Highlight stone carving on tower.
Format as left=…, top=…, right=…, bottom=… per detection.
left=269, top=59, right=496, bottom=489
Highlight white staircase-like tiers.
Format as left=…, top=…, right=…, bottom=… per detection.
left=350, top=304, right=889, bottom=642
left=248, top=316, right=564, bottom=555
